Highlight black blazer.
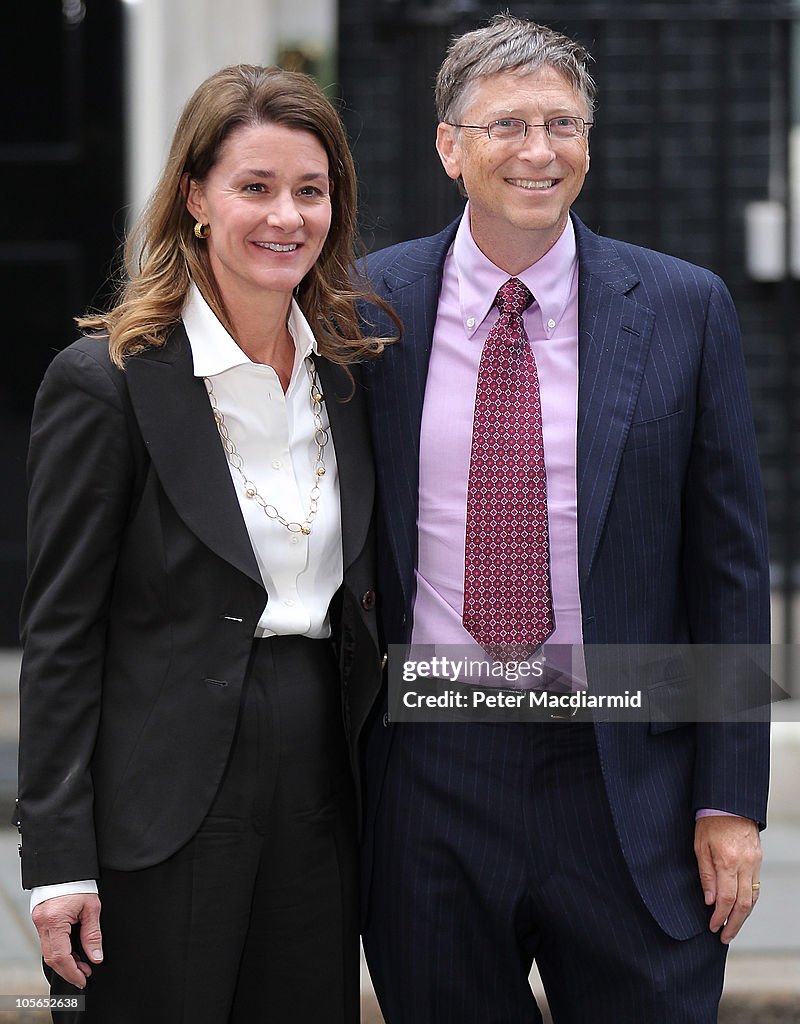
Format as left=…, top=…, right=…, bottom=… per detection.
left=17, top=324, right=382, bottom=888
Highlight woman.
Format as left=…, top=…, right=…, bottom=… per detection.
left=16, top=64, right=394, bottom=1023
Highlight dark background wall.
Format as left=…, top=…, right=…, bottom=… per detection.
left=0, top=1, right=125, bottom=644
left=338, top=0, right=800, bottom=647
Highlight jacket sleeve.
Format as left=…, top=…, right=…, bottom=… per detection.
left=17, top=342, right=139, bottom=888
left=682, top=276, right=771, bottom=825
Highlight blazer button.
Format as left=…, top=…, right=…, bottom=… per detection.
left=382, top=712, right=390, bottom=727
left=361, top=590, right=377, bottom=610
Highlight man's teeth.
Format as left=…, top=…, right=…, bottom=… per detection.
left=508, top=179, right=556, bottom=189
left=256, top=242, right=299, bottom=251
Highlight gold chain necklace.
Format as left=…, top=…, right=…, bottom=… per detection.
left=204, top=358, right=328, bottom=535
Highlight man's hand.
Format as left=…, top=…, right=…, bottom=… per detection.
left=31, top=893, right=103, bottom=989
left=694, top=815, right=761, bottom=944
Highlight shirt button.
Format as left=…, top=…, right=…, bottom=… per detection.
left=466, top=317, right=476, bottom=329
left=284, top=598, right=295, bottom=607
left=272, top=459, right=282, bottom=469
left=290, top=535, right=300, bottom=545
left=547, top=318, right=556, bottom=330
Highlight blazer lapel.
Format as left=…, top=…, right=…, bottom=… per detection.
left=124, top=325, right=263, bottom=587
left=366, top=221, right=459, bottom=605
left=573, top=216, right=656, bottom=588
left=315, top=357, right=373, bottom=573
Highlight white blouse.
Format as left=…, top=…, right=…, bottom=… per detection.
left=184, top=283, right=343, bottom=639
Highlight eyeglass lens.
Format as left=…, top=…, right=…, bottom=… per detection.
left=488, top=117, right=585, bottom=141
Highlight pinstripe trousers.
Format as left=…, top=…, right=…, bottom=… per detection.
left=363, top=720, right=726, bottom=1024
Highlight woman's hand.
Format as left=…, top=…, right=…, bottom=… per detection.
left=32, top=893, right=103, bottom=989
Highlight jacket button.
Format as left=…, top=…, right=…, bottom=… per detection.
left=361, top=590, right=377, bottom=610
left=381, top=653, right=388, bottom=670
left=382, top=712, right=390, bottom=727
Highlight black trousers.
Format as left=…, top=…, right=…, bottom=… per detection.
left=364, top=720, right=727, bottom=1024
left=49, top=635, right=359, bottom=1024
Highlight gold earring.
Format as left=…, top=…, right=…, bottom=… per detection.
left=194, top=221, right=210, bottom=239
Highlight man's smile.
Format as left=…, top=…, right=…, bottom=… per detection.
left=506, top=177, right=558, bottom=190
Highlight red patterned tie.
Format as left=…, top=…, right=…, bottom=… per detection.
left=462, top=277, right=554, bottom=660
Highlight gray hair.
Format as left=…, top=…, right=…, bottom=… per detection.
left=435, top=13, right=596, bottom=124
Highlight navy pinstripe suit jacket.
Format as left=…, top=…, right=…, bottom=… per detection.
left=361, top=212, right=770, bottom=939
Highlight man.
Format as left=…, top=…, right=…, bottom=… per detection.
left=359, top=14, right=769, bottom=1024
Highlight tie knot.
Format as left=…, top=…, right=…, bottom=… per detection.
left=495, top=278, right=533, bottom=317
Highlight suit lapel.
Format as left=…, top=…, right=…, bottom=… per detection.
left=573, top=217, right=656, bottom=587
left=124, top=325, right=263, bottom=587
left=315, top=357, right=373, bottom=573
left=367, top=222, right=458, bottom=605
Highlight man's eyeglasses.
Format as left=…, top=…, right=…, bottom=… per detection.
left=446, top=116, right=592, bottom=142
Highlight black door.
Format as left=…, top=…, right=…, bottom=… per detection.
left=0, top=0, right=125, bottom=643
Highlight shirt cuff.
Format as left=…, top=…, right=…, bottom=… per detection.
left=695, top=808, right=745, bottom=820
left=30, top=880, right=98, bottom=915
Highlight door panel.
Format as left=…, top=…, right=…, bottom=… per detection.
left=0, top=1, right=125, bottom=643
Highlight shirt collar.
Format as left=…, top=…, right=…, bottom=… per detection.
left=452, top=206, right=578, bottom=339
left=183, top=281, right=319, bottom=379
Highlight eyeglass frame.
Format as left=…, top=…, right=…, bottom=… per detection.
left=445, top=116, right=593, bottom=141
